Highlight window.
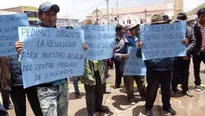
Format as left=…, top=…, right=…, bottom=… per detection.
left=127, top=20, right=131, bottom=24
left=114, top=17, right=117, bottom=21
left=29, top=21, right=38, bottom=25
left=24, top=11, right=38, bottom=17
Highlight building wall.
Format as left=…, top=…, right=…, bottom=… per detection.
left=57, top=18, right=79, bottom=27
left=174, top=0, right=183, bottom=17
left=164, top=0, right=174, bottom=18
left=96, top=10, right=164, bottom=25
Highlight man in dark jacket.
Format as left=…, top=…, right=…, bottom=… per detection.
left=192, top=8, right=205, bottom=92
left=171, top=13, right=196, bottom=97
left=138, top=14, right=186, bottom=116
left=113, top=24, right=124, bottom=89
left=0, top=56, right=42, bottom=116
left=0, top=104, right=8, bottom=116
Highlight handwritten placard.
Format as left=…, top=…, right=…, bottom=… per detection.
left=124, top=47, right=146, bottom=76
left=140, top=22, right=187, bottom=60
left=0, top=14, right=29, bottom=56
left=81, top=25, right=116, bottom=60
left=18, top=27, right=85, bottom=88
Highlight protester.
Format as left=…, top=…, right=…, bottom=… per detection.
left=72, top=76, right=81, bottom=98
left=192, top=8, right=205, bottom=92
left=66, top=25, right=81, bottom=98
left=0, top=72, right=13, bottom=110
left=16, top=2, right=69, bottom=116
left=0, top=90, right=13, bottom=110
left=0, top=104, right=8, bottom=116
left=171, top=13, right=196, bottom=97
left=163, top=15, right=172, bottom=23
left=0, top=56, right=42, bottom=116
left=81, top=19, right=110, bottom=116
left=114, top=24, right=146, bottom=104
left=187, top=18, right=195, bottom=27
left=138, top=14, right=177, bottom=115
left=113, top=24, right=124, bottom=89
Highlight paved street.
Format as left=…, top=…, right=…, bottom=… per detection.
left=7, top=62, right=205, bottom=116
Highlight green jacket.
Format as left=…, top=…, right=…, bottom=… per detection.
left=81, top=60, right=106, bottom=85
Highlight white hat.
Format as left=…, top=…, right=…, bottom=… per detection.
left=126, top=23, right=138, bottom=30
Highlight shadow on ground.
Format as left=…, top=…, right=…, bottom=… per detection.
left=69, top=92, right=85, bottom=100
left=111, top=95, right=142, bottom=111
left=132, top=105, right=163, bottom=116
left=74, top=108, right=88, bottom=116
left=74, top=107, right=114, bottom=116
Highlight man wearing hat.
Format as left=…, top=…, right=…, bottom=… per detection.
left=171, top=13, right=196, bottom=97
left=163, top=15, right=172, bottom=23
left=138, top=14, right=177, bottom=115
left=15, top=2, right=68, bottom=116
left=114, top=23, right=146, bottom=104
left=187, top=18, right=195, bottom=27
left=192, top=8, right=205, bottom=92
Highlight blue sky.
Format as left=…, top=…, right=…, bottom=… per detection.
left=0, top=0, right=204, bottom=20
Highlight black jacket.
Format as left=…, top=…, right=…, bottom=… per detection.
left=10, top=55, right=23, bottom=86
left=192, top=23, right=203, bottom=55
left=185, top=26, right=197, bottom=56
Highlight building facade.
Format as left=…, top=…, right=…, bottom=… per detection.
left=1, top=6, right=79, bottom=26
left=86, top=1, right=174, bottom=25
left=1, top=6, right=39, bottom=25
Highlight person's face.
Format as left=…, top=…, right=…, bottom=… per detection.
left=135, top=26, right=140, bottom=32
left=129, top=28, right=136, bottom=36
left=117, top=28, right=124, bottom=36
left=199, top=13, right=205, bottom=24
left=39, top=9, right=57, bottom=27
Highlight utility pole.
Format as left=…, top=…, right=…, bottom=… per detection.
left=106, top=0, right=109, bottom=24
left=117, top=0, right=119, bottom=24
left=96, top=8, right=99, bottom=23
left=144, top=9, right=147, bottom=23
left=174, top=0, right=183, bottom=18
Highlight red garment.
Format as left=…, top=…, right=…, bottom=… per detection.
left=200, top=26, right=205, bottom=51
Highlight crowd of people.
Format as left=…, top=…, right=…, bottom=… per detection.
left=0, top=1, right=205, bottom=116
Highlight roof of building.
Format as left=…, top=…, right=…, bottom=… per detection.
left=87, top=4, right=165, bottom=17
left=1, top=6, right=38, bottom=12
left=0, top=10, right=18, bottom=15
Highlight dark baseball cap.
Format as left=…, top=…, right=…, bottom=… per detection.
left=38, top=2, right=60, bottom=15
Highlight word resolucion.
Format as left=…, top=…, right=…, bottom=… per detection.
left=20, top=28, right=81, bottom=39
left=36, top=40, right=77, bottom=48
left=21, top=52, right=85, bottom=60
